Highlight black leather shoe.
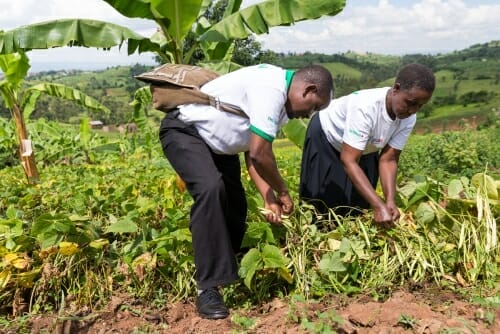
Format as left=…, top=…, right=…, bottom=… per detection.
left=196, top=288, right=229, bottom=319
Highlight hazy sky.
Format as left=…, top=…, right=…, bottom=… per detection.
left=1, top=0, right=499, bottom=71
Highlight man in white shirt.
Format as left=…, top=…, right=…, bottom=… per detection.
left=159, top=64, right=334, bottom=319
left=300, top=63, right=435, bottom=228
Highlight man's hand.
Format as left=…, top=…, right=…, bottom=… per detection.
left=262, top=203, right=285, bottom=224
left=373, top=204, right=396, bottom=229
left=277, top=191, right=294, bottom=215
left=260, top=191, right=293, bottom=225
left=386, top=201, right=401, bottom=222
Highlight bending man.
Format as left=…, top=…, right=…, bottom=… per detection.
left=160, top=64, right=334, bottom=319
left=300, top=63, right=435, bottom=228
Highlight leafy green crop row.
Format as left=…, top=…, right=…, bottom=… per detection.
left=0, top=117, right=498, bottom=317
left=400, top=126, right=500, bottom=179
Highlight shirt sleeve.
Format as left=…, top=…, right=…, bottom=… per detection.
left=388, top=117, right=416, bottom=150
left=247, top=86, right=287, bottom=142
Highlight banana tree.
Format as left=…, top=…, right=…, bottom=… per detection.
left=0, top=0, right=346, bottom=181
left=1, top=0, right=345, bottom=110
left=0, top=52, right=111, bottom=183
left=1, top=0, right=345, bottom=66
left=103, top=0, right=345, bottom=134
left=0, top=18, right=160, bottom=183
left=102, top=0, right=345, bottom=65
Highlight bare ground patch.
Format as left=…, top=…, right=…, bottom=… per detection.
left=15, top=287, right=498, bottom=334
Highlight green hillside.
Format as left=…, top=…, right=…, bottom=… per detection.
left=322, top=62, right=362, bottom=80
left=2, top=40, right=496, bottom=131
left=277, top=42, right=500, bottom=131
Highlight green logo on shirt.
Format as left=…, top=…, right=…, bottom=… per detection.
left=267, top=116, right=278, bottom=125
left=349, top=128, right=363, bottom=137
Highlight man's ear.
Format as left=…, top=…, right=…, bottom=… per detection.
left=303, top=84, right=318, bottom=97
left=393, top=82, right=401, bottom=91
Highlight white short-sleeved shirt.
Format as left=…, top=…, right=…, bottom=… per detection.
left=178, top=64, right=293, bottom=155
left=318, top=87, right=416, bottom=154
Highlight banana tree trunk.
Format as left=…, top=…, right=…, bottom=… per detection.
left=12, top=103, right=39, bottom=184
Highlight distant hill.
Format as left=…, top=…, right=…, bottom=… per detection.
left=435, top=40, right=500, bottom=63
left=4, top=40, right=496, bottom=131
left=273, top=41, right=499, bottom=131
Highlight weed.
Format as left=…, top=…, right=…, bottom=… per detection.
left=0, top=314, right=31, bottom=334
left=475, top=308, right=496, bottom=326
left=301, top=309, right=343, bottom=334
left=286, top=294, right=309, bottom=323
left=150, top=287, right=168, bottom=310
left=397, top=313, right=418, bottom=329
left=231, top=313, right=256, bottom=331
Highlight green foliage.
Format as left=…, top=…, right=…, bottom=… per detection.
left=287, top=295, right=343, bottom=333
left=429, top=132, right=480, bottom=174
left=231, top=313, right=256, bottom=331
left=181, top=1, right=273, bottom=67
left=198, top=1, right=346, bottom=43
left=99, top=0, right=346, bottom=64
left=0, top=53, right=30, bottom=104
left=24, top=83, right=110, bottom=119
left=0, top=19, right=159, bottom=55
left=437, top=41, right=500, bottom=63
left=281, top=119, right=308, bottom=149
left=301, top=309, right=343, bottom=333
left=400, top=128, right=499, bottom=179
left=0, top=114, right=499, bottom=318
left=397, top=314, right=418, bottom=329
left=25, top=66, right=147, bottom=124
left=0, top=117, right=17, bottom=168
left=458, top=90, right=492, bottom=106
left=0, top=134, right=197, bottom=311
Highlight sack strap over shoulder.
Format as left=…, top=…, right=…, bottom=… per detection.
left=207, top=96, right=248, bottom=118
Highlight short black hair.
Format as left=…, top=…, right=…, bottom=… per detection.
left=396, top=63, right=435, bottom=93
left=295, top=64, right=334, bottom=99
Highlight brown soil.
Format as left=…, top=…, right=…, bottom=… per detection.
left=20, top=287, right=499, bottom=334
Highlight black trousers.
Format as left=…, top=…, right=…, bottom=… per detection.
left=299, top=113, right=379, bottom=215
left=159, top=112, right=247, bottom=290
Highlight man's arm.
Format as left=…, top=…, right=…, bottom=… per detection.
left=340, top=143, right=393, bottom=226
left=247, top=133, right=293, bottom=216
left=244, top=152, right=284, bottom=224
left=378, top=145, right=402, bottom=222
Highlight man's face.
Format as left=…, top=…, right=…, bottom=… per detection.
left=391, top=86, right=432, bottom=119
left=286, top=86, right=332, bottom=119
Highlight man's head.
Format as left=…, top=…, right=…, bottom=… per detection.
left=388, top=63, right=436, bottom=119
left=285, top=65, right=334, bottom=119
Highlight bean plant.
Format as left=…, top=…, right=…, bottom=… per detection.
left=0, top=118, right=498, bottom=318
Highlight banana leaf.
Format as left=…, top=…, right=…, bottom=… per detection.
left=0, top=19, right=161, bottom=55
left=199, top=0, right=346, bottom=42
left=282, top=118, right=309, bottom=149
left=22, top=83, right=111, bottom=119
left=0, top=53, right=30, bottom=87
left=103, top=0, right=203, bottom=49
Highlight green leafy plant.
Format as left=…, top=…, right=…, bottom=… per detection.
left=238, top=225, right=293, bottom=299
left=231, top=313, right=256, bottom=331
left=1, top=0, right=347, bottom=182
left=301, top=309, right=344, bottom=334
left=0, top=121, right=498, bottom=319
left=0, top=53, right=110, bottom=183
left=287, top=294, right=343, bottom=333
left=397, top=313, right=418, bottom=329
